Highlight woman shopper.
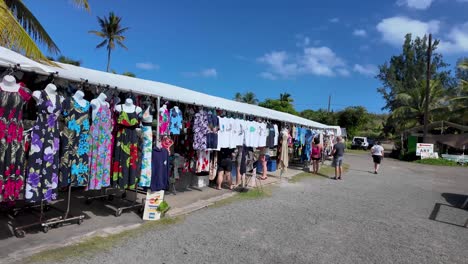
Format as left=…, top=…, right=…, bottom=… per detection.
left=370, top=141, right=384, bottom=174
left=310, top=137, right=322, bottom=174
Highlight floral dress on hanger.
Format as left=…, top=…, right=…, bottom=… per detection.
left=139, top=110, right=153, bottom=188
left=88, top=103, right=113, bottom=190
left=59, top=97, right=91, bottom=187
left=112, top=106, right=141, bottom=189
left=0, top=84, right=31, bottom=202
left=25, top=91, right=63, bottom=202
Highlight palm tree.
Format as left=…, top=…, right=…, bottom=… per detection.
left=279, top=93, right=293, bottom=103
left=243, top=92, right=259, bottom=104
left=234, top=92, right=243, bottom=102
left=0, top=0, right=89, bottom=62
left=391, top=80, right=446, bottom=130
left=89, top=12, right=129, bottom=72
left=233, top=92, right=258, bottom=104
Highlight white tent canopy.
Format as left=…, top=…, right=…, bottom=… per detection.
left=0, top=47, right=327, bottom=128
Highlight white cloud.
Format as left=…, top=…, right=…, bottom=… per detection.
left=259, top=72, right=278, bottom=80
left=302, top=47, right=345, bottom=76
left=337, top=68, right=351, bottom=77
left=329, top=17, right=340, bottom=23
left=183, top=68, right=218, bottom=78
left=135, top=62, right=159, bottom=70
left=258, top=46, right=347, bottom=78
left=396, top=0, right=434, bottom=9
left=438, top=22, right=468, bottom=53
left=376, top=16, right=440, bottom=46
left=201, top=68, right=217, bottom=77
left=353, top=29, right=367, bottom=37
left=295, top=35, right=311, bottom=47
left=353, top=64, right=379, bottom=76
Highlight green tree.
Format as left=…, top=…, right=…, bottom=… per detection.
left=449, top=59, right=468, bottom=124
left=259, top=93, right=298, bottom=115
left=233, top=92, right=259, bottom=104
left=89, top=12, right=129, bottom=72
left=336, top=106, right=370, bottom=138
left=0, top=0, right=89, bottom=62
left=377, top=34, right=453, bottom=133
left=300, top=109, right=337, bottom=125
left=122, top=71, right=136, bottom=77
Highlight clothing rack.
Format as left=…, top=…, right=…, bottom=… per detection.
left=85, top=187, right=145, bottom=217
left=9, top=185, right=85, bottom=238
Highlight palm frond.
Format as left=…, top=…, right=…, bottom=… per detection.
left=116, top=41, right=128, bottom=50
left=88, top=30, right=106, bottom=38
left=0, top=2, right=50, bottom=62
left=72, top=0, right=90, bottom=11
left=3, top=0, right=60, bottom=54
left=96, top=39, right=107, bottom=48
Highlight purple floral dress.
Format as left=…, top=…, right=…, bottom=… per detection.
left=25, top=91, right=62, bottom=203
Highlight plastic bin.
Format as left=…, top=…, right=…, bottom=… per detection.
left=267, top=160, right=277, bottom=172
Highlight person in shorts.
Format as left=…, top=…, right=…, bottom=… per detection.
left=331, top=136, right=345, bottom=180
left=310, top=137, right=322, bottom=174
left=217, top=148, right=234, bottom=190
left=370, top=141, right=384, bottom=174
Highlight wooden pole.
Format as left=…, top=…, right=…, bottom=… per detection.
left=327, top=94, right=331, bottom=113
left=423, top=34, right=432, bottom=142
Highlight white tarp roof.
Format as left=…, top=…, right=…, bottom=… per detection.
left=0, top=46, right=327, bottom=128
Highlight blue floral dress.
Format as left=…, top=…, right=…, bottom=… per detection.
left=59, top=97, right=91, bottom=187
left=25, top=91, right=63, bottom=202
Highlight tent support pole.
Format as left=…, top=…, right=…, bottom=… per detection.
left=156, top=96, right=161, bottom=143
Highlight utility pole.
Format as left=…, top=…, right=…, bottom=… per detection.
left=327, top=94, right=331, bottom=113
left=423, top=34, right=432, bottom=142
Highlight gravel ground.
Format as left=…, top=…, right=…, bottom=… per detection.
left=31, top=154, right=468, bottom=264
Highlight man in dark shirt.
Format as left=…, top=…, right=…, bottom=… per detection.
left=331, top=136, right=345, bottom=180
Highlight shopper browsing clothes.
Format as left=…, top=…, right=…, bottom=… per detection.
left=331, top=136, right=345, bottom=180
left=370, top=141, right=384, bottom=174
left=217, top=148, right=235, bottom=190
left=310, top=137, right=322, bottom=174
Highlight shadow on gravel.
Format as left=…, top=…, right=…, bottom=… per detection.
left=429, top=193, right=468, bottom=228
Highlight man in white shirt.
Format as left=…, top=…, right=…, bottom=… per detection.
left=370, top=141, right=384, bottom=174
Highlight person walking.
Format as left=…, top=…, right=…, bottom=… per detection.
left=310, top=137, right=322, bottom=174
left=331, top=136, right=345, bottom=180
left=371, top=141, right=384, bottom=174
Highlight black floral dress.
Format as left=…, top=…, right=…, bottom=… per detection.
left=0, top=85, right=31, bottom=202
left=112, top=107, right=141, bottom=189
left=59, top=98, right=91, bottom=187
left=25, top=91, right=63, bottom=202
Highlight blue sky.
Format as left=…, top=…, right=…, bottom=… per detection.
left=23, top=0, right=468, bottom=113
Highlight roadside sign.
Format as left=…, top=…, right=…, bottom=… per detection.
left=143, top=190, right=165, bottom=221
left=416, top=143, right=434, bottom=156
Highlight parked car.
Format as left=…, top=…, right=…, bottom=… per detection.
left=351, top=136, right=369, bottom=150
left=367, top=138, right=375, bottom=149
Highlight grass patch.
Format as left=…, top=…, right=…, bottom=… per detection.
left=414, top=158, right=463, bottom=167
left=346, top=148, right=369, bottom=154
left=289, top=163, right=350, bottom=183
left=210, top=186, right=274, bottom=208
left=26, top=216, right=183, bottom=264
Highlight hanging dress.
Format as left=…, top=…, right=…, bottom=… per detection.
left=88, top=103, right=113, bottom=190
left=59, top=97, right=91, bottom=187
left=159, top=106, right=170, bottom=135
left=0, top=84, right=32, bottom=202
left=139, top=111, right=153, bottom=188
left=278, top=131, right=289, bottom=171
left=25, top=91, right=62, bottom=202
left=112, top=106, right=140, bottom=189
